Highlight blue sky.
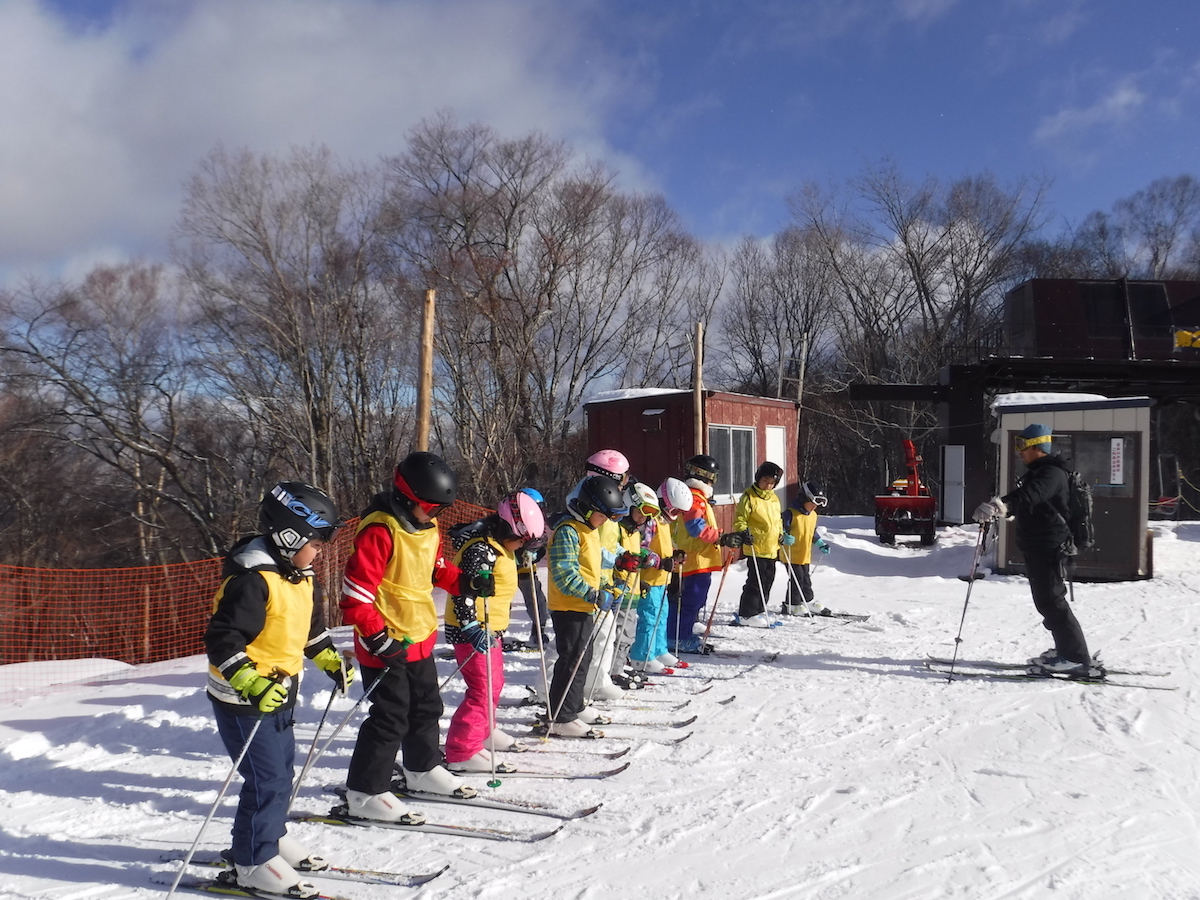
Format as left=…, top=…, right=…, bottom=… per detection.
left=3, top=0, right=1198, bottom=283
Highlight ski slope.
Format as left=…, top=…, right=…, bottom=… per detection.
left=1, top=516, right=1198, bottom=900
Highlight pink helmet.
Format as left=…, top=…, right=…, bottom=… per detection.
left=585, top=449, right=630, bottom=481
left=497, top=490, right=546, bottom=541
left=658, top=477, right=693, bottom=520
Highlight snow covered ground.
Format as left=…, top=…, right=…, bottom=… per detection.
left=1, top=516, right=1198, bottom=900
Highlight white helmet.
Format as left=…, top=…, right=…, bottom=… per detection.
left=630, top=482, right=660, bottom=514
left=658, top=477, right=693, bottom=520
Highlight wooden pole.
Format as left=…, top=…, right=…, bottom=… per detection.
left=415, top=289, right=436, bottom=452
left=795, top=331, right=809, bottom=479
left=693, top=321, right=705, bottom=454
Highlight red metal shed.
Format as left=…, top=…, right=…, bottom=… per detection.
left=584, top=389, right=800, bottom=532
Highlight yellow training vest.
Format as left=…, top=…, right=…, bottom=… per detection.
left=780, top=508, right=818, bottom=566
left=357, top=509, right=442, bottom=643
left=547, top=518, right=602, bottom=614
left=641, top=516, right=674, bottom=588
left=208, top=570, right=313, bottom=679
left=445, top=535, right=517, bottom=631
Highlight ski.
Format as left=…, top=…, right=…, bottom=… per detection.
left=453, top=761, right=631, bottom=781
left=925, top=655, right=1169, bottom=677
left=293, top=808, right=562, bottom=842
left=595, top=698, right=691, bottom=712
left=167, top=876, right=350, bottom=900
left=527, top=714, right=696, bottom=730
left=796, top=611, right=870, bottom=621
left=330, top=783, right=599, bottom=819
left=519, top=744, right=632, bottom=760
left=161, top=853, right=448, bottom=887
left=924, top=662, right=1176, bottom=691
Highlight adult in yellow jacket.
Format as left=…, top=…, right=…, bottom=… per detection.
left=733, top=462, right=784, bottom=625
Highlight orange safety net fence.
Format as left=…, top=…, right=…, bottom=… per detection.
left=0, top=501, right=492, bottom=692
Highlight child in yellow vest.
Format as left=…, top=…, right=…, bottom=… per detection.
left=734, top=462, right=784, bottom=626
left=204, top=482, right=350, bottom=899
left=444, top=492, right=545, bottom=772
left=780, top=480, right=832, bottom=615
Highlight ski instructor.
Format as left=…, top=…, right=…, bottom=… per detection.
left=971, top=423, right=1098, bottom=677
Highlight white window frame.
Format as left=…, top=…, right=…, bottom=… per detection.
left=708, top=424, right=756, bottom=505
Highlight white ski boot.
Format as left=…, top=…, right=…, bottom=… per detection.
left=591, top=681, right=626, bottom=701
left=742, top=613, right=772, bottom=628
left=488, top=726, right=528, bottom=753
left=344, top=789, right=426, bottom=824
left=277, top=834, right=328, bottom=873
left=447, top=749, right=519, bottom=774
left=656, top=651, right=680, bottom=667
left=578, top=705, right=614, bottom=725
left=401, top=764, right=478, bottom=798
left=546, top=718, right=604, bottom=738
left=233, top=855, right=317, bottom=899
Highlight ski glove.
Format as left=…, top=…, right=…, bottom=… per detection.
left=641, top=551, right=661, bottom=569
left=460, top=622, right=493, bottom=654
left=228, top=665, right=289, bottom=713
left=595, top=589, right=617, bottom=613
left=313, top=647, right=356, bottom=692
left=460, top=569, right=495, bottom=597
left=971, top=496, right=1007, bottom=524
left=780, top=533, right=797, bottom=546
left=361, top=628, right=411, bottom=667
left=816, top=539, right=831, bottom=555
left=615, top=550, right=643, bottom=573
left=718, top=532, right=742, bottom=548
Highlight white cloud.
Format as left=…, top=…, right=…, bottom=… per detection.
left=1033, top=77, right=1146, bottom=153
left=0, top=0, right=643, bottom=282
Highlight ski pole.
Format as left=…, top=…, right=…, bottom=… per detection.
left=286, top=651, right=351, bottom=813
left=782, top=555, right=815, bottom=618
left=481, top=591, right=501, bottom=788
left=696, top=550, right=734, bottom=653
left=747, top=543, right=771, bottom=618
left=293, top=663, right=395, bottom=790
left=945, top=521, right=991, bottom=682
left=167, top=669, right=286, bottom=900
left=527, top=573, right=553, bottom=709
left=585, top=578, right=633, bottom=702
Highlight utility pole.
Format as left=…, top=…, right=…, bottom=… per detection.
left=693, top=321, right=705, bottom=454
left=415, top=289, right=436, bottom=451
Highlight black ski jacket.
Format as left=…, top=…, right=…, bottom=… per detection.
left=1001, top=454, right=1071, bottom=553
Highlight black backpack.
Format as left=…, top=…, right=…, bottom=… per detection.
left=1062, top=471, right=1095, bottom=556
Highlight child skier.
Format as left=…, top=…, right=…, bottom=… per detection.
left=514, top=488, right=550, bottom=650
left=544, top=474, right=629, bottom=737
left=444, top=491, right=545, bottom=772
left=780, top=480, right=832, bottom=615
left=339, top=452, right=493, bottom=821
left=628, top=478, right=691, bottom=675
left=733, top=461, right=784, bottom=627
left=203, top=481, right=351, bottom=899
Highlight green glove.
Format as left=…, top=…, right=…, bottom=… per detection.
left=228, top=665, right=288, bottom=713
left=313, top=647, right=356, bottom=692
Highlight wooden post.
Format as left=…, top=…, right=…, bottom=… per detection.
left=693, top=321, right=705, bottom=454
left=795, top=331, right=809, bottom=478
left=415, top=289, right=436, bottom=451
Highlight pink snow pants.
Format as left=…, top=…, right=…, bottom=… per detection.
left=444, top=642, right=505, bottom=763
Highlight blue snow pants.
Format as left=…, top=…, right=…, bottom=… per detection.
left=629, top=584, right=669, bottom=663
left=667, top=572, right=711, bottom=652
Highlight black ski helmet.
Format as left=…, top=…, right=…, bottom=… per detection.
left=684, top=454, right=720, bottom=485
left=571, top=474, right=630, bottom=520
left=393, top=451, right=458, bottom=514
left=755, top=461, right=784, bottom=483
left=802, top=480, right=828, bottom=507
left=259, top=482, right=344, bottom=561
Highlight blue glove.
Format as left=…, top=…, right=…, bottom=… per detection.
left=780, top=533, right=796, bottom=546
left=460, top=621, right=493, bottom=654
left=596, top=589, right=616, bottom=613
left=816, top=539, right=831, bottom=555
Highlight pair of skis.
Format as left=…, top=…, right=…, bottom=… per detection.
left=162, top=853, right=446, bottom=894
left=925, top=655, right=1175, bottom=691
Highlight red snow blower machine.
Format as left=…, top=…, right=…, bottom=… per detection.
left=874, top=439, right=938, bottom=546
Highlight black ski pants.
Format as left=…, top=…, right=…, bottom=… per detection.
left=548, top=610, right=594, bottom=722
left=1024, top=544, right=1089, bottom=663
left=785, top=562, right=814, bottom=609
left=738, top=554, right=777, bottom=618
left=346, top=658, right=444, bottom=794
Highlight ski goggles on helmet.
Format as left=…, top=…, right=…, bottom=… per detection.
left=394, top=478, right=452, bottom=518
left=270, top=484, right=343, bottom=541
left=687, top=463, right=718, bottom=485
left=1013, top=433, right=1052, bottom=452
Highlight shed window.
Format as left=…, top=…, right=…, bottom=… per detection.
left=709, top=425, right=755, bottom=501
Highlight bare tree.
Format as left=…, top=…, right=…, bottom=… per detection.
left=175, top=144, right=418, bottom=510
